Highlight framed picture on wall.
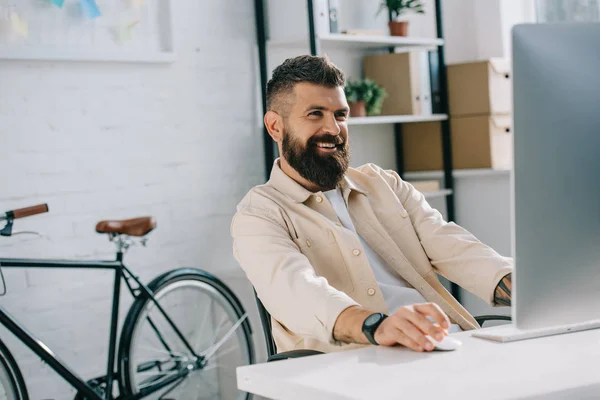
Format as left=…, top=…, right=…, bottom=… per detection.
left=0, top=0, right=175, bottom=63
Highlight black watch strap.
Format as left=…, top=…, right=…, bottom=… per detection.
left=362, top=312, right=388, bottom=345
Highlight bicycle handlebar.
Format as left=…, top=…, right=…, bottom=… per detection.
left=4, top=204, right=49, bottom=220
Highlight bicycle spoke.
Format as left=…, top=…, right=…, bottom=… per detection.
left=137, top=370, right=181, bottom=377
left=158, top=373, right=189, bottom=399
left=194, top=369, right=219, bottom=393
left=202, top=313, right=247, bottom=359
left=198, top=314, right=229, bottom=351
left=207, top=343, right=237, bottom=359
left=138, top=345, right=188, bottom=359
left=123, top=276, right=253, bottom=400
left=192, top=299, right=212, bottom=350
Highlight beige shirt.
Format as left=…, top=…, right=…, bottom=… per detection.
left=231, top=160, right=513, bottom=353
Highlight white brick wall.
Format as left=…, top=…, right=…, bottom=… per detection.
left=0, top=1, right=267, bottom=398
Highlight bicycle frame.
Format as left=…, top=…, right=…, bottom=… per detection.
left=0, top=256, right=201, bottom=400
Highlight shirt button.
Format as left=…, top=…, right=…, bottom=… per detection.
left=352, top=249, right=361, bottom=256
left=316, top=196, right=323, bottom=203
left=367, top=288, right=376, bottom=296
left=306, top=239, right=311, bottom=247
left=336, top=222, right=342, bottom=227
left=400, top=210, right=408, bottom=218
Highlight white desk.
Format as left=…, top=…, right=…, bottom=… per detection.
left=237, top=327, right=600, bottom=399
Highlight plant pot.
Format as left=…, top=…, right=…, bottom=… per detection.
left=388, top=20, right=409, bottom=37
left=349, top=101, right=367, bottom=117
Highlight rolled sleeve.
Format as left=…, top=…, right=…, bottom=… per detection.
left=231, top=206, right=359, bottom=345
left=488, top=268, right=513, bottom=306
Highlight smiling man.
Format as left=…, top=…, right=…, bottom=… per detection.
left=231, top=55, right=513, bottom=354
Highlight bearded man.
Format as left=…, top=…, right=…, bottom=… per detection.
left=231, top=55, right=512, bottom=355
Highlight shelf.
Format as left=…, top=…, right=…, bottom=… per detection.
left=403, top=169, right=512, bottom=180
left=320, top=33, right=444, bottom=49
left=348, top=114, right=447, bottom=126
left=422, top=189, right=453, bottom=199
left=0, top=47, right=176, bottom=63
left=268, top=34, right=443, bottom=51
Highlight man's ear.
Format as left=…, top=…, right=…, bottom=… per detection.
left=264, top=110, right=284, bottom=143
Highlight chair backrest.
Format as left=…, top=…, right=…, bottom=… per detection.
left=253, top=289, right=277, bottom=358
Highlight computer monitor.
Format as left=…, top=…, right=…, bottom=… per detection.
left=474, top=22, right=600, bottom=342
left=512, top=21, right=600, bottom=330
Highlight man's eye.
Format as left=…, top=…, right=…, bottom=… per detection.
left=336, top=113, right=348, bottom=120
left=309, top=111, right=323, bottom=117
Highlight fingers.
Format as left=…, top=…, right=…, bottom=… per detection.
left=396, top=318, right=434, bottom=351
left=389, top=328, right=425, bottom=352
left=375, top=303, right=452, bottom=352
left=413, top=303, right=451, bottom=331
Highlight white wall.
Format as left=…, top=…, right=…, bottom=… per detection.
left=0, top=1, right=266, bottom=398
left=453, top=173, right=512, bottom=318
left=442, top=0, right=478, bottom=63
left=444, top=0, right=537, bottom=64
left=501, top=0, right=537, bottom=58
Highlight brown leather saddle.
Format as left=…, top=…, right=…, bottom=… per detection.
left=95, top=217, right=156, bottom=237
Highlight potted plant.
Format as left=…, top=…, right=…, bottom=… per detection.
left=377, top=0, right=425, bottom=37
left=344, top=79, right=387, bottom=118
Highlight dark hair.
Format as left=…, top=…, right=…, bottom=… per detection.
left=266, top=55, right=346, bottom=112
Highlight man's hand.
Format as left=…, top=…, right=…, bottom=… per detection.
left=374, top=303, right=450, bottom=352
left=494, top=273, right=512, bottom=306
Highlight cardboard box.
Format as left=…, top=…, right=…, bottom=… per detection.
left=447, top=59, right=512, bottom=117
left=363, top=51, right=431, bottom=116
left=402, top=115, right=513, bottom=171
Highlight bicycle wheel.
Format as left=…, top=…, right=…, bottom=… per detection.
left=0, top=339, right=28, bottom=400
left=118, top=268, right=254, bottom=400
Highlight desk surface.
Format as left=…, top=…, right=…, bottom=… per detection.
left=237, top=327, right=600, bottom=400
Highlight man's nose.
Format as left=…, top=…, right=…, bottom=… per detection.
left=322, top=113, right=341, bottom=136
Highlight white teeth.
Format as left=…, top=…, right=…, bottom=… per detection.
left=316, top=143, right=336, bottom=148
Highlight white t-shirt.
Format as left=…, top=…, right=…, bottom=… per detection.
left=323, top=187, right=462, bottom=333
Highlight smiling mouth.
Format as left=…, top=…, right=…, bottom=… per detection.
left=314, top=142, right=342, bottom=153
left=316, top=142, right=337, bottom=149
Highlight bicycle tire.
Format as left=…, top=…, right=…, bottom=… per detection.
left=118, top=268, right=254, bottom=399
left=0, top=339, right=28, bottom=400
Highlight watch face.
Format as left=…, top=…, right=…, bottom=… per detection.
left=365, top=313, right=382, bottom=327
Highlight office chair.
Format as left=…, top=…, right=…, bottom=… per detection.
left=254, top=290, right=511, bottom=362
left=253, top=290, right=325, bottom=362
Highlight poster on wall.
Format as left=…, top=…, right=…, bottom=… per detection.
left=0, top=0, right=174, bottom=63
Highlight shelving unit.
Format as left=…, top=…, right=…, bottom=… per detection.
left=422, top=189, right=453, bottom=200
left=404, top=168, right=511, bottom=180
left=269, top=33, right=443, bottom=50
left=319, top=33, right=444, bottom=48
left=253, top=0, right=460, bottom=302
left=348, top=114, right=447, bottom=126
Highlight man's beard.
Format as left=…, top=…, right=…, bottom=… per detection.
left=281, top=126, right=350, bottom=190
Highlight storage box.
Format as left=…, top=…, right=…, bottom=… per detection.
left=363, top=51, right=431, bottom=116
left=447, top=59, right=512, bottom=117
left=402, top=115, right=513, bottom=171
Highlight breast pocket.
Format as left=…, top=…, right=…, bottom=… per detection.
left=296, top=229, right=355, bottom=294
left=373, top=200, right=412, bottom=235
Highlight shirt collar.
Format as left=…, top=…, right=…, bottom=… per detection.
left=268, top=159, right=368, bottom=203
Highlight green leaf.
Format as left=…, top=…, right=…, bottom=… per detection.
left=380, top=0, right=425, bottom=17
left=344, top=78, right=387, bottom=116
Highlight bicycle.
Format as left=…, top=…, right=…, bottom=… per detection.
left=0, top=203, right=255, bottom=399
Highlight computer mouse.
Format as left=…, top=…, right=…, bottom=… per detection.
left=426, top=335, right=462, bottom=351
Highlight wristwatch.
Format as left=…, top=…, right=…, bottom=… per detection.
left=362, top=312, right=388, bottom=345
